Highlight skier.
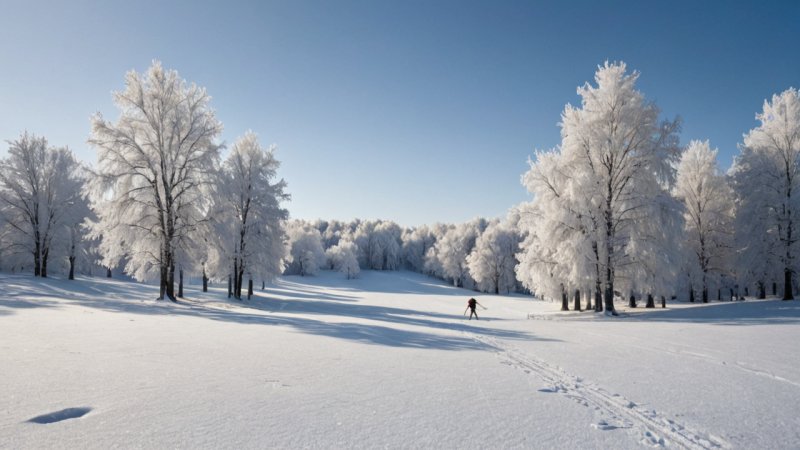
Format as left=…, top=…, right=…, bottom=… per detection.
left=465, top=297, right=484, bottom=320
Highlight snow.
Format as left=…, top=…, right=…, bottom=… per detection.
left=2, top=270, right=800, bottom=449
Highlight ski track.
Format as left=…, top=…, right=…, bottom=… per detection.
left=572, top=329, right=800, bottom=391
left=469, top=333, right=730, bottom=449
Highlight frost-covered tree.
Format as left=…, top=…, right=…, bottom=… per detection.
left=518, top=62, right=681, bottom=313
left=431, top=218, right=486, bottom=288
left=88, top=61, right=222, bottom=301
left=674, top=140, right=734, bottom=302
left=285, top=221, right=325, bottom=276
left=402, top=225, right=438, bottom=272
left=467, top=219, right=520, bottom=294
left=352, top=220, right=402, bottom=270
left=207, top=132, right=289, bottom=299
left=0, top=133, right=88, bottom=278
left=325, top=239, right=360, bottom=279
left=732, top=88, right=800, bottom=300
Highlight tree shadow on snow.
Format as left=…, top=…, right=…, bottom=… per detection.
left=616, top=299, right=800, bottom=326
left=0, top=273, right=556, bottom=350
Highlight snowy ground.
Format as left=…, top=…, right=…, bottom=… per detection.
left=2, top=270, right=799, bottom=449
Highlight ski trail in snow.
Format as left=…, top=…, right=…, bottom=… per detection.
left=575, top=329, right=800, bottom=391
left=469, top=333, right=730, bottom=450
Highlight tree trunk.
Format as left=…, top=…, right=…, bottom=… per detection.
left=166, top=262, right=176, bottom=301
left=236, top=268, right=245, bottom=299
left=718, top=289, right=721, bottom=301
left=584, top=288, right=593, bottom=311
left=745, top=286, right=749, bottom=297
left=233, top=259, right=240, bottom=299
left=41, top=247, right=48, bottom=278
left=573, top=289, right=581, bottom=311
left=178, top=268, right=184, bottom=298
left=773, top=282, right=777, bottom=296
left=594, top=286, right=603, bottom=312
left=262, top=281, right=265, bottom=290
left=561, top=288, right=569, bottom=311
left=68, top=256, right=76, bottom=280
left=758, top=281, right=765, bottom=299
left=159, top=265, right=167, bottom=300
left=202, top=268, right=208, bottom=292
left=604, top=289, right=616, bottom=314
left=107, top=266, right=112, bottom=278
left=33, top=240, right=41, bottom=277
left=645, top=293, right=655, bottom=308
left=661, top=295, right=666, bottom=308
left=689, top=286, right=695, bottom=303
left=783, top=269, right=794, bottom=300
left=248, top=279, right=253, bottom=300
left=227, top=274, right=232, bottom=298
left=629, top=291, right=636, bottom=308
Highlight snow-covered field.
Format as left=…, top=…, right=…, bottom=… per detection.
left=2, top=271, right=799, bottom=449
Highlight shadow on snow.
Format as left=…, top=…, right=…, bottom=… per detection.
left=0, top=273, right=553, bottom=350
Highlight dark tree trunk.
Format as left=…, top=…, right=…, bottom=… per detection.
left=718, top=289, right=721, bottom=301
left=248, top=279, right=253, bottom=300
left=561, top=289, right=569, bottom=311
left=661, top=295, right=666, bottom=308
left=629, top=291, right=636, bottom=308
left=236, top=269, right=244, bottom=299
left=233, top=259, right=241, bottom=299
left=202, top=268, right=208, bottom=292
left=594, top=286, right=603, bottom=312
left=41, top=248, right=49, bottom=278
left=573, top=289, right=581, bottom=311
left=745, top=286, right=749, bottom=297
left=702, top=286, right=708, bottom=303
left=33, top=240, right=41, bottom=277
left=783, top=269, right=794, bottom=300
left=604, top=290, right=616, bottom=315
left=227, top=274, right=232, bottom=298
left=262, top=281, right=265, bottom=290
left=159, top=265, right=167, bottom=300
left=107, top=266, right=112, bottom=278
left=178, top=268, right=184, bottom=298
left=645, top=293, right=655, bottom=308
left=758, top=281, right=765, bottom=299
left=773, top=282, right=777, bottom=296
left=730, top=288, right=734, bottom=301
left=68, top=256, right=76, bottom=280
left=585, top=289, right=593, bottom=311
left=604, top=281, right=615, bottom=313
left=166, top=263, right=176, bottom=302
left=689, top=286, right=695, bottom=303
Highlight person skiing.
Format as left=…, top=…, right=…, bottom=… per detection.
left=465, top=297, right=484, bottom=320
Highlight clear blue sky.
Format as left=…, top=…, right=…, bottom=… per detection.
left=1, top=0, right=798, bottom=226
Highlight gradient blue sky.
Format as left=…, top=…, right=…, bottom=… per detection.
left=1, top=1, right=798, bottom=226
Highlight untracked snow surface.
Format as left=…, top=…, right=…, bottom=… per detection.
left=2, top=271, right=799, bottom=449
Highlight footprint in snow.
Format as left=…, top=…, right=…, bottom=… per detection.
left=27, top=407, right=92, bottom=424
left=591, top=420, right=629, bottom=431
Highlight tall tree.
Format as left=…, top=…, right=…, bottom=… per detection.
left=732, top=88, right=800, bottom=300
left=674, top=140, right=734, bottom=302
left=467, top=219, right=520, bottom=294
left=208, top=132, right=289, bottom=299
left=433, top=218, right=486, bottom=288
left=285, top=221, right=325, bottom=276
left=0, top=133, right=87, bottom=277
left=88, top=61, right=222, bottom=301
left=518, top=62, right=681, bottom=313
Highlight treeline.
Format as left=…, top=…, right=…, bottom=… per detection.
left=0, top=62, right=289, bottom=302
left=284, top=216, right=524, bottom=294
left=516, top=62, right=800, bottom=314
left=1, top=60, right=798, bottom=311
